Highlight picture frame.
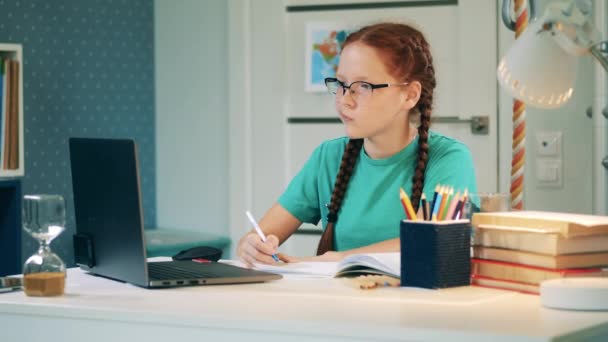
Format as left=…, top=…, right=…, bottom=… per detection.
left=304, top=22, right=353, bottom=92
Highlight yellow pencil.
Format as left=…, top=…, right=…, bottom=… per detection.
left=440, top=187, right=454, bottom=220
left=437, top=186, right=449, bottom=221
left=400, top=188, right=417, bottom=220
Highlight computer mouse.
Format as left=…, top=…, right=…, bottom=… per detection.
left=172, top=246, right=222, bottom=262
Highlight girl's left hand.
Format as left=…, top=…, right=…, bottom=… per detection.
left=277, top=251, right=344, bottom=263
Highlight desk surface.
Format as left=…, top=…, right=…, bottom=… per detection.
left=1, top=267, right=608, bottom=342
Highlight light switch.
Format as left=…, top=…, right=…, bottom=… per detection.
left=536, top=159, right=562, bottom=187
left=536, top=131, right=562, bottom=157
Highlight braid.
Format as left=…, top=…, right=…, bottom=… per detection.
left=409, top=50, right=435, bottom=212
left=409, top=37, right=436, bottom=210
left=410, top=103, right=431, bottom=212
left=316, top=138, right=364, bottom=255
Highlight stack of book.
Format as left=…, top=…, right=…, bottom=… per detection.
left=470, top=211, right=608, bottom=294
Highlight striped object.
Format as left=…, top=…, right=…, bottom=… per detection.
left=510, top=0, right=529, bottom=210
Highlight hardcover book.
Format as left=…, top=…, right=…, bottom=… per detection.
left=473, top=246, right=608, bottom=269
left=473, top=228, right=608, bottom=255
left=471, top=258, right=608, bottom=285
left=472, top=211, right=608, bottom=238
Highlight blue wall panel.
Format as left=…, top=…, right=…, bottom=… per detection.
left=0, top=0, right=156, bottom=267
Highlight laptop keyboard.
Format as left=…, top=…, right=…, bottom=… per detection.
left=148, top=261, right=241, bottom=280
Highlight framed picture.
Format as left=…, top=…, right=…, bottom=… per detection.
left=304, top=22, right=353, bottom=92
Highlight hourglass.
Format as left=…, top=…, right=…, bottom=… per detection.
left=22, top=194, right=66, bottom=297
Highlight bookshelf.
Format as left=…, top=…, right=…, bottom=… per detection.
left=0, top=43, right=24, bottom=178
left=0, top=43, right=23, bottom=276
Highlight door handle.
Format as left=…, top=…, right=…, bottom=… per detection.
left=431, top=116, right=489, bottom=135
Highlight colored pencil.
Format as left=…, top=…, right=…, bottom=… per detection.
left=454, top=189, right=469, bottom=220
left=446, top=191, right=461, bottom=221
left=429, top=184, right=440, bottom=217
left=431, top=186, right=444, bottom=221
left=421, top=193, right=428, bottom=221
left=400, top=187, right=417, bottom=220
left=437, top=187, right=449, bottom=221
left=440, top=187, right=454, bottom=220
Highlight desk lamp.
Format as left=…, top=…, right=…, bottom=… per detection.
left=499, top=0, right=608, bottom=311
left=498, top=0, right=607, bottom=109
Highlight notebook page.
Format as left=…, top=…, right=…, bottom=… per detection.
left=253, top=261, right=338, bottom=277
left=337, top=253, right=400, bottom=277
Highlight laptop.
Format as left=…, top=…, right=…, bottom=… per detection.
left=68, top=137, right=282, bottom=288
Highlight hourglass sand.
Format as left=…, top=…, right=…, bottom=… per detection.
left=22, top=194, right=67, bottom=297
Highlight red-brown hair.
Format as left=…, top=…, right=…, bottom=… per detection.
left=317, top=23, right=436, bottom=255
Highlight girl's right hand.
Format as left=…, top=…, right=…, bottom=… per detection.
left=237, top=232, right=280, bottom=267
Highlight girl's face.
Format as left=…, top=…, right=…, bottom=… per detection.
left=335, top=42, right=418, bottom=139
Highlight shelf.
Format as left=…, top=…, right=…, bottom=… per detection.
left=0, top=43, right=24, bottom=178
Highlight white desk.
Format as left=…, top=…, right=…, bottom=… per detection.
left=1, top=267, right=608, bottom=342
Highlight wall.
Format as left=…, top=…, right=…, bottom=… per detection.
left=155, top=1, right=229, bottom=237
left=497, top=0, right=595, bottom=214
left=0, top=0, right=156, bottom=266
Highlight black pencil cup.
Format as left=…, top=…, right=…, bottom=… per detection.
left=400, top=220, right=471, bottom=289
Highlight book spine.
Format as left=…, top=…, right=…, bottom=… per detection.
left=471, top=258, right=607, bottom=285
left=473, top=229, right=560, bottom=255
left=8, top=60, right=18, bottom=170
left=2, top=59, right=10, bottom=170
left=471, top=275, right=539, bottom=295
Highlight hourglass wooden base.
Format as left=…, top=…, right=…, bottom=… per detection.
left=23, top=272, right=66, bottom=296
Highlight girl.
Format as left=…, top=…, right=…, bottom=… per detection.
left=237, top=22, right=477, bottom=266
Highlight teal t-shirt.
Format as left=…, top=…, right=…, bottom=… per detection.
left=278, top=130, right=477, bottom=251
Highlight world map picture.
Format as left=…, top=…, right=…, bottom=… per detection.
left=305, top=24, right=351, bottom=92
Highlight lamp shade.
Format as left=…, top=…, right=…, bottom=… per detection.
left=497, top=19, right=577, bottom=109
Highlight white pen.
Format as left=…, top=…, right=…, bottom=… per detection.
left=245, top=210, right=280, bottom=262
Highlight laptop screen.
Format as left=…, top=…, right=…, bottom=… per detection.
left=69, top=138, right=150, bottom=286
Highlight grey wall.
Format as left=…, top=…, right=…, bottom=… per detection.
left=155, top=1, right=229, bottom=237
left=0, top=0, right=156, bottom=266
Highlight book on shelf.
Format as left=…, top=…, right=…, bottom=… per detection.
left=471, top=275, right=540, bottom=295
left=471, top=258, right=608, bottom=285
left=0, top=57, right=19, bottom=172
left=471, top=211, right=608, bottom=238
left=1, top=58, right=9, bottom=170
left=8, top=59, right=18, bottom=170
left=473, top=246, right=608, bottom=269
left=253, top=253, right=400, bottom=278
left=473, top=228, right=608, bottom=255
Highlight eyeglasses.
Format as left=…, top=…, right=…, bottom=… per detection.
left=324, top=77, right=409, bottom=101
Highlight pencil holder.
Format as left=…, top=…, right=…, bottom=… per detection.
left=400, top=220, right=471, bottom=289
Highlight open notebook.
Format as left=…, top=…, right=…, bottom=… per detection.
left=254, top=253, right=400, bottom=278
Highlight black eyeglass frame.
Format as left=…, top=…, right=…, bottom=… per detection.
left=324, top=77, right=408, bottom=96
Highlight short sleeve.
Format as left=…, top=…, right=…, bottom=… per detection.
left=423, top=140, right=478, bottom=199
left=278, top=145, right=324, bottom=225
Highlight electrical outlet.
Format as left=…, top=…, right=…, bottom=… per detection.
left=536, top=131, right=562, bottom=157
